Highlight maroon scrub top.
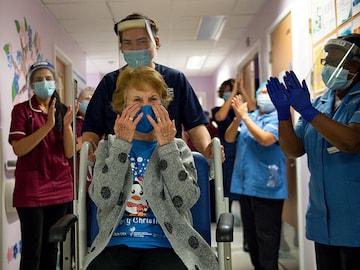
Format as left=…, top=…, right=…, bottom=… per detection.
left=9, top=96, right=73, bottom=207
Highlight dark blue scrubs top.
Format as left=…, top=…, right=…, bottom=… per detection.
left=82, top=63, right=208, bottom=138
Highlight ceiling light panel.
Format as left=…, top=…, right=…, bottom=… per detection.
left=196, top=16, right=227, bottom=40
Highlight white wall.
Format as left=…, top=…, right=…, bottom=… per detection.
left=187, top=75, right=217, bottom=111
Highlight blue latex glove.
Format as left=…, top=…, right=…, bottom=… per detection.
left=266, top=77, right=291, bottom=120
left=283, top=71, right=319, bottom=122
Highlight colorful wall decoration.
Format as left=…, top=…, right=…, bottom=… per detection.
left=3, top=17, right=43, bottom=104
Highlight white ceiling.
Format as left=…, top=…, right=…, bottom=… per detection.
left=41, top=0, right=266, bottom=77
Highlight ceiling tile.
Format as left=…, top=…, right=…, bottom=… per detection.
left=41, top=0, right=266, bottom=76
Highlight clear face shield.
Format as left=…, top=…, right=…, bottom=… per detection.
left=320, top=38, right=360, bottom=90
left=114, top=19, right=157, bottom=68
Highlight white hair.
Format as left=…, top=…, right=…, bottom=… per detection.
left=78, top=87, right=95, bottom=101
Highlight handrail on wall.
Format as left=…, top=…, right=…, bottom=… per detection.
left=6, top=160, right=17, bottom=169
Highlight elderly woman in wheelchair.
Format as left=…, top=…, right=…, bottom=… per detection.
left=84, top=66, right=218, bottom=270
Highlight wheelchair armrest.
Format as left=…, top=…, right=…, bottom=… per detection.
left=49, top=214, right=78, bottom=243
left=216, top=212, right=234, bottom=242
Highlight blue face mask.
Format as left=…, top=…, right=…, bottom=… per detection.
left=123, top=49, right=152, bottom=67
left=34, top=81, right=56, bottom=99
left=256, top=94, right=275, bottom=113
left=321, top=65, right=354, bottom=91
left=135, top=105, right=156, bottom=133
left=223, top=92, right=231, bottom=101
left=79, top=101, right=89, bottom=115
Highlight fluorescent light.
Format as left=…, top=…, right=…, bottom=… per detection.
left=186, top=56, right=206, bottom=70
left=196, top=16, right=227, bottom=40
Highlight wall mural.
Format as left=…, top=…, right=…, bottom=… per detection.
left=3, top=17, right=43, bottom=104
left=7, top=240, right=21, bottom=265
left=2, top=17, right=43, bottom=265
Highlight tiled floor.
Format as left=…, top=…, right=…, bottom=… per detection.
left=211, top=202, right=299, bottom=270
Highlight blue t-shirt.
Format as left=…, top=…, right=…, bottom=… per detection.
left=108, top=140, right=171, bottom=248
left=82, top=64, right=208, bottom=138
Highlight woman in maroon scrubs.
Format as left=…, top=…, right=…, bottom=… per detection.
left=9, top=61, right=75, bottom=270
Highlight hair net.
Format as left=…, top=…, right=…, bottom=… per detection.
left=256, top=81, right=268, bottom=96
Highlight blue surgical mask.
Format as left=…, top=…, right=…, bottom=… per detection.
left=79, top=101, right=89, bottom=115
left=257, top=94, right=275, bottom=113
left=135, top=105, right=156, bottom=133
left=223, top=92, right=231, bottom=101
left=123, top=49, right=152, bottom=67
left=34, top=81, right=56, bottom=99
left=321, top=65, right=355, bottom=91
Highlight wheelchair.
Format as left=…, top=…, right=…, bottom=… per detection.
left=49, top=137, right=233, bottom=270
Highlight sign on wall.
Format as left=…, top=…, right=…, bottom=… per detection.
left=311, top=0, right=360, bottom=95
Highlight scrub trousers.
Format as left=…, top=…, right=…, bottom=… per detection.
left=17, top=202, right=70, bottom=270
left=239, top=194, right=284, bottom=270
left=315, top=242, right=360, bottom=270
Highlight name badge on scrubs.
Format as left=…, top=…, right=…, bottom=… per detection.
left=327, top=146, right=339, bottom=154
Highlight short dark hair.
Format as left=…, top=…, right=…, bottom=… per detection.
left=218, top=78, right=235, bottom=98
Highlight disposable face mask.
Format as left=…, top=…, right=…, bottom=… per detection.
left=257, top=94, right=275, bottom=113
left=34, top=81, right=56, bottom=99
left=123, top=48, right=152, bottom=67
left=79, top=101, right=89, bottom=115
left=223, top=92, right=231, bottom=101
left=135, top=105, right=156, bottom=133
left=321, top=65, right=354, bottom=91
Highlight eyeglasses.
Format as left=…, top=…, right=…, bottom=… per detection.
left=320, top=57, right=352, bottom=67
left=320, top=58, right=341, bottom=66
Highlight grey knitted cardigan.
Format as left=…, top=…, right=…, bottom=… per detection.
left=82, top=135, right=219, bottom=270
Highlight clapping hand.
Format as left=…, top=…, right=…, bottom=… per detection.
left=231, top=94, right=248, bottom=120
left=283, top=71, right=319, bottom=122
left=63, top=105, right=74, bottom=128
left=266, top=77, right=291, bottom=120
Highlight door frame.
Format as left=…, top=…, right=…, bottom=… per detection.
left=54, top=45, right=74, bottom=105
left=236, top=40, right=261, bottom=101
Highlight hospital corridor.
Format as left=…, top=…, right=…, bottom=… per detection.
left=2, top=0, right=360, bottom=269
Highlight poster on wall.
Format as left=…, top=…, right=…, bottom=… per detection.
left=353, top=0, right=360, bottom=16
left=311, top=0, right=360, bottom=95
left=312, top=43, right=326, bottom=94
left=336, top=0, right=353, bottom=26
left=312, top=0, right=337, bottom=43
left=337, top=21, right=353, bottom=36
left=352, top=15, right=360, bottom=32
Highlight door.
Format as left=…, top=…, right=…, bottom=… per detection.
left=56, top=56, right=66, bottom=102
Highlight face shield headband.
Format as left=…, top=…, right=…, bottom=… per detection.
left=115, top=19, right=156, bottom=47
left=114, top=19, right=157, bottom=69
left=322, top=38, right=360, bottom=89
